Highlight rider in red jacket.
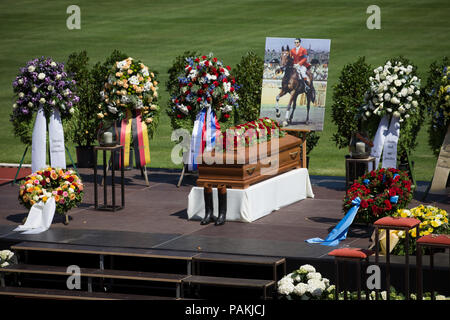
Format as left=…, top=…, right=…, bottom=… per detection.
left=290, top=38, right=310, bottom=91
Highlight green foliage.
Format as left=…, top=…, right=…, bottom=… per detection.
left=11, top=118, right=33, bottom=146
left=65, top=51, right=97, bottom=146
left=421, top=57, right=450, bottom=156
left=234, top=52, right=264, bottom=123
left=306, top=131, right=320, bottom=155
left=331, top=57, right=372, bottom=149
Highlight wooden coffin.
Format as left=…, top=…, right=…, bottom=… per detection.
left=196, top=134, right=305, bottom=189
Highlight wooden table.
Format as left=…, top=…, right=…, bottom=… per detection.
left=93, top=145, right=125, bottom=211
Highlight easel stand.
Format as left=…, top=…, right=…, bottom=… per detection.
left=399, top=151, right=417, bottom=187
left=177, top=150, right=198, bottom=188
left=177, top=164, right=198, bottom=188
left=422, top=126, right=450, bottom=200
left=11, top=146, right=78, bottom=186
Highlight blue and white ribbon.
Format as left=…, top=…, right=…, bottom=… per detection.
left=187, top=106, right=219, bottom=171
left=306, top=197, right=361, bottom=246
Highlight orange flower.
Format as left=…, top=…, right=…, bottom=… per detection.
left=50, top=172, right=58, bottom=180
left=26, top=187, right=34, bottom=193
left=69, top=194, right=76, bottom=201
left=55, top=195, right=60, bottom=202
left=42, top=196, right=48, bottom=202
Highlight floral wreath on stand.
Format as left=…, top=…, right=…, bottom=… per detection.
left=98, top=57, right=160, bottom=132
left=168, top=53, right=240, bottom=130
left=11, top=57, right=79, bottom=145
left=19, top=168, right=84, bottom=215
left=97, top=57, right=161, bottom=169
left=358, top=58, right=423, bottom=159
left=343, top=168, right=413, bottom=224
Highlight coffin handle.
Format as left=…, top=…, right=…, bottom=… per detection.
left=289, top=151, right=299, bottom=159
left=246, top=167, right=256, bottom=175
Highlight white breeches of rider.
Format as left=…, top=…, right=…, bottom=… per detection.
left=294, top=64, right=307, bottom=80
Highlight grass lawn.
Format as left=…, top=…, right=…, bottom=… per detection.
left=0, top=0, right=448, bottom=181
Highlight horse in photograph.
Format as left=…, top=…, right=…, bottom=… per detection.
left=275, top=46, right=315, bottom=126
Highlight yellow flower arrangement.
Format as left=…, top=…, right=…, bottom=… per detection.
left=390, top=205, right=449, bottom=255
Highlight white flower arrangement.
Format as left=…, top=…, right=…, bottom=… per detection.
left=277, top=264, right=332, bottom=300
left=0, top=250, right=15, bottom=268
left=361, top=60, right=421, bottom=123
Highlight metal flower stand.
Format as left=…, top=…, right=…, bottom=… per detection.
left=93, top=145, right=125, bottom=211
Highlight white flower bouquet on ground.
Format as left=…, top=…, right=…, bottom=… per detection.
left=0, top=250, right=16, bottom=268
left=277, top=264, right=334, bottom=300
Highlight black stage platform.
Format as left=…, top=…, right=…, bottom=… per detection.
left=0, top=168, right=448, bottom=293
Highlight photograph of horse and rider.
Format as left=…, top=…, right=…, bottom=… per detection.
left=260, top=37, right=331, bottom=131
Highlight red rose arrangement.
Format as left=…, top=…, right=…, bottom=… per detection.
left=343, top=168, right=413, bottom=224
left=221, top=117, right=285, bottom=150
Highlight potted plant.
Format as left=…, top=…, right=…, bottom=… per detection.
left=234, top=51, right=264, bottom=123
left=331, top=57, right=372, bottom=150
left=65, top=51, right=97, bottom=168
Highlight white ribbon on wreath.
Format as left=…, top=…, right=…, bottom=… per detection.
left=369, top=115, right=400, bottom=171
left=31, top=106, right=66, bottom=173
left=14, top=197, right=56, bottom=234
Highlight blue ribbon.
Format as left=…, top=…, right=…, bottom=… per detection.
left=306, top=197, right=361, bottom=246
left=390, top=195, right=399, bottom=204
left=363, top=179, right=370, bottom=185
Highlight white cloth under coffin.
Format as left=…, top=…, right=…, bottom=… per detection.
left=187, top=168, right=314, bottom=222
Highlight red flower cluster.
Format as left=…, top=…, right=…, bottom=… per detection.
left=343, top=168, right=413, bottom=224
left=221, top=118, right=285, bottom=150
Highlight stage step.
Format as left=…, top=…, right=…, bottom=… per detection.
left=8, top=242, right=287, bottom=299
left=0, top=263, right=188, bottom=298
left=11, top=241, right=198, bottom=275
left=182, top=275, right=275, bottom=300
left=11, top=241, right=199, bottom=260
left=193, top=252, right=286, bottom=282
left=0, top=286, right=175, bottom=300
